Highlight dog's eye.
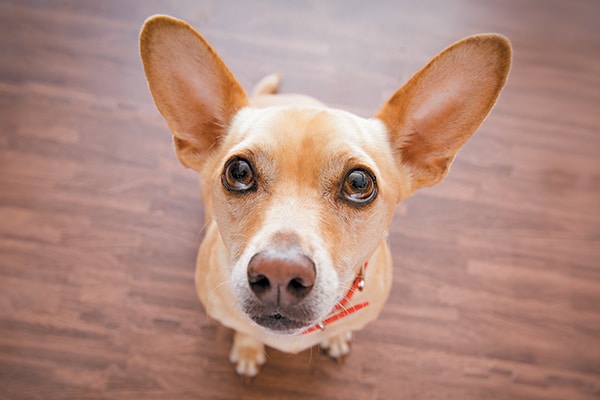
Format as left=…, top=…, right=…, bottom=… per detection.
left=222, top=157, right=256, bottom=192
left=341, top=168, right=377, bottom=205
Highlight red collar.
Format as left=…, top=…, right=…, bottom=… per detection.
left=301, top=262, right=369, bottom=335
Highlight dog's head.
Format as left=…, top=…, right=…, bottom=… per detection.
left=140, top=15, right=511, bottom=334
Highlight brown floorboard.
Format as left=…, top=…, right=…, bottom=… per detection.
left=0, top=1, right=598, bottom=399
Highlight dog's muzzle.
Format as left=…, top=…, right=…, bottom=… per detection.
left=245, top=249, right=317, bottom=333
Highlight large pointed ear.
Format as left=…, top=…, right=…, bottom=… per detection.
left=376, top=34, right=512, bottom=192
left=139, top=15, right=248, bottom=170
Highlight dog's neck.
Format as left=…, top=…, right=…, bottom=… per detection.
left=301, top=262, right=369, bottom=335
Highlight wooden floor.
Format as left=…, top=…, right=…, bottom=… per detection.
left=1, top=1, right=598, bottom=399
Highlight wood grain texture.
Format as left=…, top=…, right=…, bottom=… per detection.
left=0, top=1, right=598, bottom=399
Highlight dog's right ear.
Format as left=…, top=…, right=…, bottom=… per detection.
left=376, top=34, right=511, bottom=193
left=140, top=15, right=248, bottom=170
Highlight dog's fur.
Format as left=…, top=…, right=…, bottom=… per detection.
left=140, top=15, right=511, bottom=377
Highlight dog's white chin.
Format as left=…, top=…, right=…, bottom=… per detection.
left=262, top=326, right=305, bottom=337
left=248, top=314, right=311, bottom=336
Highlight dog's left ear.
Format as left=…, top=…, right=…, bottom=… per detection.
left=140, top=15, right=248, bottom=170
left=377, top=34, right=512, bottom=192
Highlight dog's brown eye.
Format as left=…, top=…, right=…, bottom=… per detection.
left=342, top=168, right=377, bottom=205
left=222, top=157, right=256, bottom=192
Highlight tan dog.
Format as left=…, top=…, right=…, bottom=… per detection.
left=140, top=15, right=511, bottom=377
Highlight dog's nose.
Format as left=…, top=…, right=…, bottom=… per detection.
left=247, top=250, right=316, bottom=307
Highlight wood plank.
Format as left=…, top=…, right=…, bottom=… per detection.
left=1, top=0, right=598, bottom=399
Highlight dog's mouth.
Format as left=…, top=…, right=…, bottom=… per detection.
left=250, top=312, right=311, bottom=334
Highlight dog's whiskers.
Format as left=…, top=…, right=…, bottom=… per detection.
left=195, top=220, right=210, bottom=242
left=205, top=279, right=232, bottom=316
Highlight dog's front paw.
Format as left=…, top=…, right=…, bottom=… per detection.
left=229, top=331, right=266, bottom=378
left=320, top=331, right=353, bottom=362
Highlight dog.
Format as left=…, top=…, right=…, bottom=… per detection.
left=139, top=15, right=511, bottom=377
